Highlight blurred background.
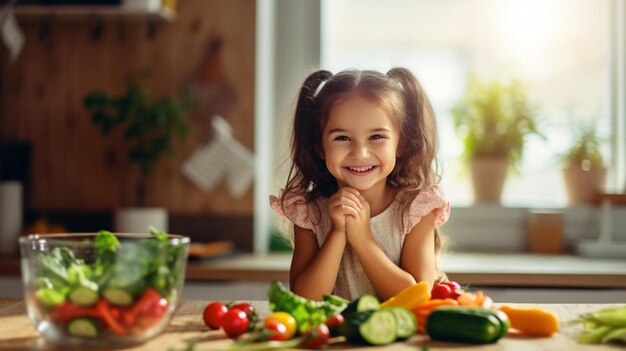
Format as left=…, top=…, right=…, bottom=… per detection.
left=1, top=0, right=625, bottom=303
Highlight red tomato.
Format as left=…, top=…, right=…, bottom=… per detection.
left=300, top=324, right=330, bottom=349
left=231, top=303, right=254, bottom=316
left=324, top=314, right=345, bottom=337
left=442, top=281, right=461, bottom=290
left=203, top=302, right=228, bottom=330
left=264, top=320, right=289, bottom=341
left=451, top=288, right=464, bottom=299
left=264, top=312, right=297, bottom=339
left=431, top=283, right=452, bottom=299
left=221, top=308, right=249, bottom=338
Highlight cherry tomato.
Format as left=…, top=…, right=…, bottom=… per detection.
left=264, top=312, right=297, bottom=339
left=221, top=308, right=249, bottom=338
left=431, top=283, right=452, bottom=299
left=203, top=302, right=228, bottom=330
left=231, top=302, right=254, bottom=316
left=451, top=288, right=464, bottom=299
left=442, top=281, right=461, bottom=290
left=324, top=313, right=345, bottom=337
left=264, top=320, right=289, bottom=341
left=300, top=323, right=330, bottom=349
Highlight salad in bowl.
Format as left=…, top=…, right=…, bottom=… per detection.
left=19, top=228, right=189, bottom=346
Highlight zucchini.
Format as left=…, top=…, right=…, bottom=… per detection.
left=341, top=294, right=380, bottom=318
left=67, top=318, right=99, bottom=338
left=340, top=310, right=397, bottom=345
left=387, top=307, right=417, bottom=339
left=103, top=288, right=134, bottom=306
left=69, top=286, right=99, bottom=306
left=426, top=307, right=505, bottom=344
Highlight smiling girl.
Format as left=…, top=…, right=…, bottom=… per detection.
left=270, top=68, right=450, bottom=301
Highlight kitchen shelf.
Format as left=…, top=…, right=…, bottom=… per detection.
left=12, top=5, right=176, bottom=21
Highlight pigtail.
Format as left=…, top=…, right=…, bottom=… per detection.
left=387, top=67, right=440, bottom=190
left=283, top=70, right=333, bottom=208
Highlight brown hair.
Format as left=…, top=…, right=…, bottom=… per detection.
left=281, top=67, right=443, bottom=253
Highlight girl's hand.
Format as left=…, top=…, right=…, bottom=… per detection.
left=345, top=193, right=373, bottom=245
left=328, top=188, right=362, bottom=233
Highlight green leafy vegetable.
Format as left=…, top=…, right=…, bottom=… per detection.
left=267, top=281, right=347, bottom=333
left=33, top=229, right=186, bottom=310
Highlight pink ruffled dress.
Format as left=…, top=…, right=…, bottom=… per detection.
left=269, top=185, right=450, bottom=300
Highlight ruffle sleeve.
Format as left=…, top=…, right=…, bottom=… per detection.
left=269, top=192, right=317, bottom=231
left=406, top=185, right=450, bottom=232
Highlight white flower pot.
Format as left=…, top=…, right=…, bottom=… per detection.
left=115, top=207, right=168, bottom=233
left=0, top=181, right=22, bottom=254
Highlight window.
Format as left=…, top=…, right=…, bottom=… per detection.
left=321, top=0, right=621, bottom=207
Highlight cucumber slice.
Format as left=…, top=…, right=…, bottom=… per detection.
left=387, top=307, right=417, bottom=339
left=68, top=318, right=99, bottom=338
left=341, top=294, right=380, bottom=318
left=341, top=310, right=397, bottom=345
left=359, top=310, right=397, bottom=345
left=103, top=288, right=134, bottom=306
left=69, top=286, right=98, bottom=306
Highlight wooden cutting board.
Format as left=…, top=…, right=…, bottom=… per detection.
left=0, top=298, right=623, bottom=350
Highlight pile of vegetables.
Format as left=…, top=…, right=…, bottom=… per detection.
left=572, top=305, right=626, bottom=344
left=31, top=228, right=186, bottom=338
left=194, top=280, right=575, bottom=349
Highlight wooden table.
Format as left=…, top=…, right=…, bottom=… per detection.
left=0, top=298, right=623, bottom=350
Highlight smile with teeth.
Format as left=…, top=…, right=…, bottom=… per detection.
left=346, top=165, right=376, bottom=173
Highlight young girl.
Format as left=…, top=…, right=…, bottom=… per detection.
left=270, top=68, right=450, bottom=301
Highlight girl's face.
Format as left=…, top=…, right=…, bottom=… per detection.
left=321, top=93, right=401, bottom=193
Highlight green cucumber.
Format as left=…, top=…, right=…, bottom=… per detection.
left=340, top=310, right=397, bottom=345
left=103, top=288, right=134, bottom=306
left=67, top=318, right=99, bottom=337
left=69, top=286, right=98, bottom=306
left=491, top=309, right=510, bottom=339
left=341, top=294, right=380, bottom=318
left=386, top=307, right=417, bottom=339
left=426, top=307, right=505, bottom=344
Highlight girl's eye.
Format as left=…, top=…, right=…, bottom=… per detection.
left=370, top=134, right=386, bottom=140
left=334, top=135, right=350, bottom=141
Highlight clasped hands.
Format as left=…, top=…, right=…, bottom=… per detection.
left=328, top=187, right=373, bottom=246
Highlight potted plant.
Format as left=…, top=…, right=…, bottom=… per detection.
left=84, top=81, right=191, bottom=232
left=451, top=78, right=541, bottom=203
left=559, top=120, right=607, bottom=204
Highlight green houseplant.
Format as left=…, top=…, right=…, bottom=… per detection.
left=451, top=78, right=541, bottom=203
left=84, top=81, right=191, bottom=231
left=559, top=120, right=607, bottom=204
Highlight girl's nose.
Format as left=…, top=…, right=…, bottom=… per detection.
left=351, top=142, right=369, bottom=158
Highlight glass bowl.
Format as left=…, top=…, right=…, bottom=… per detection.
left=19, top=232, right=190, bottom=346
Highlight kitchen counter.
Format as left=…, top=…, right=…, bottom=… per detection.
left=3, top=252, right=626, bottom=288
left=185, top=252, right=626, bottom=288
left=0, top=298, right=622, bottom=350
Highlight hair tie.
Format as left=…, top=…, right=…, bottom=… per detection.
left=314, top=80, right=327, bottom=97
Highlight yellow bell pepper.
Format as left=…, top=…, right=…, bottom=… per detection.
left=380, top=281, right=430, bottom=310
left=499, top=305, right=560, bottom=336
